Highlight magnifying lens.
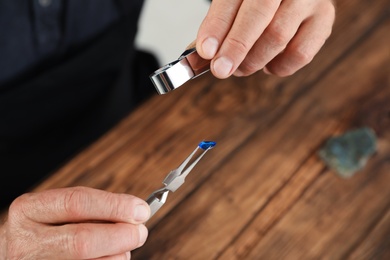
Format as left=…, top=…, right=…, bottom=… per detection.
left=149, top=48, right=210, bottom=95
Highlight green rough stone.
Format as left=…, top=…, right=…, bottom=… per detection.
left=318, top=127, right=377, bottom=178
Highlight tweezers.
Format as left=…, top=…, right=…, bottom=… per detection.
left=146, top=140, right=216, bottom=217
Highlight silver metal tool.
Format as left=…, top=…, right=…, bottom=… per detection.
left=146, top=140, right=216, bottom=217
left=149, top=48, right=211, bottom=95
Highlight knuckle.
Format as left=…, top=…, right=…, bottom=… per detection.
left=8, top=196, right=24, bottom=216
left=292, top=47, right=314, bottom=65
left=63, top=187, right=87, bottom=217
left=238, top=59, right=262, bottom=76
left=108, top=194, right=126, bottom=220
left=318, top=2, right=336, bottom=37
left=225, top=36, right=250, bottom=56
left=8, top=193, right=32, bottom=221
left=265, top=24, right=291, bottom=48
left=314, top=2, right=336, bottom=28
left=67, top=226, right=91, bottom=259
left=206, top=15, right=232, bottom=33
left=106, top=193, right=137, bottom=221
left=248, top=0, right=276, bottom=20
left=322, top=0, right=336, bottom=18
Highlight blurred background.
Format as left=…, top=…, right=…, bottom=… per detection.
left=135, top=0, right=210, bottom=66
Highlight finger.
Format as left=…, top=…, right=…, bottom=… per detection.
left=13, top=186, right=150, bottom=224
left=202, top=0, right=282, bottom=78
left=197, top=0, right=242, bottom=59
left=234, top=0, right=308, bottom=77
left=264, top=6, right=335, bottom=76
left=44, top=223, right=147, bottom=259
left=95, top=251, right=130, bottom=260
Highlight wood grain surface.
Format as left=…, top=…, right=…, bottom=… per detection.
left=1, top=0, right=389, bottom=259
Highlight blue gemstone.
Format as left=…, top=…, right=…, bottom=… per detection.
left=198, top=141, right=216, bottom=150
left=318, top=127, right=377, bottom=178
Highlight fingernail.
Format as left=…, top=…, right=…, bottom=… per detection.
left=133, top=204, right=150, bottom=222
left=213, top=57, right=233, bottom=78
left=202, top=37, right=219, bottom=59
left=138, top=224, right=148, bottom=247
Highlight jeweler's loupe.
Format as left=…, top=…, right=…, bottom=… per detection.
left=149, top=48, right=210, bottom=95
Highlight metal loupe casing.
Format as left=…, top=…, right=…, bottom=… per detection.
left=149, top=48, right=210, bottom=95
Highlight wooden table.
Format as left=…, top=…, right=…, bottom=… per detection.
left=3, top=0, right=390, bottom=259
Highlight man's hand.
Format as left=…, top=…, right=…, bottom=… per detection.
left=196, top=0, right=336, bottom=78
left=0, top=186, right=150, bottom=260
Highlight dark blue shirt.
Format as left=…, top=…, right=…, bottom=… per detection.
left=0, top=0, right=122, bottom=84
left=0, top=0, right=148, bottom=208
